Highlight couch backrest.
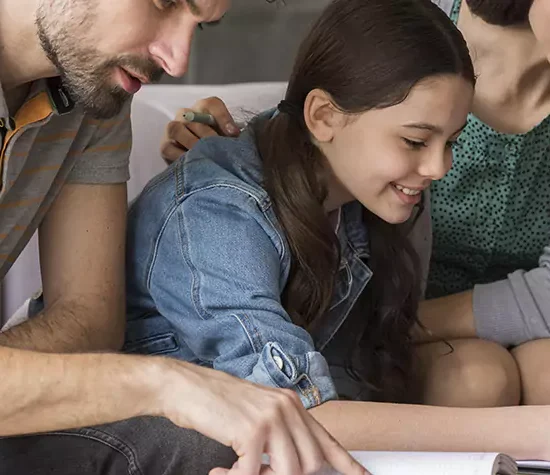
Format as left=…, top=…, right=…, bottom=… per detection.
left=2, top=82, right=287, bottom=322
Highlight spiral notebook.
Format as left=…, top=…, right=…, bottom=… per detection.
left=314, top=452, right=550, bottom=475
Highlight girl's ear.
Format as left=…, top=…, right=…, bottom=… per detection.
left=303, top=89, right=345, bottom=144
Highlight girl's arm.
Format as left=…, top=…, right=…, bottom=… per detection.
left=311, top=400, right=550, bottom=460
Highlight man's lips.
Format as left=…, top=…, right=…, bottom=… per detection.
left=121, top=67, right=150, bottom=85
left=116, top=67, right=143, bottom=94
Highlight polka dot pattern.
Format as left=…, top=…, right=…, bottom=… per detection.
left=426, top=0, right=550, bottom=298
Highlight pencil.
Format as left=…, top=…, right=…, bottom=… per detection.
left=182, top=111, right=217, bottom=126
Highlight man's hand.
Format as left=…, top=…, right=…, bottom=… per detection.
left=161, top=97, right=240, bottom=163
left=157, top=359, right=369, bottom=475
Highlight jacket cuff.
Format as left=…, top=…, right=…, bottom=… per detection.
left=247, top=342, right=338, bottom=408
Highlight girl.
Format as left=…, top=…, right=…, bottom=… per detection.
left=126, top=0, right=550, bottom=459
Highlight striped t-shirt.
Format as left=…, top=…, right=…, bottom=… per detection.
left=0, top=76, right=131, bottom=279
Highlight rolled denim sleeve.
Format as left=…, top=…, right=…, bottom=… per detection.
left=147, top=185, right=337, bottom=408
left=473, top=246, right=550, bottom=347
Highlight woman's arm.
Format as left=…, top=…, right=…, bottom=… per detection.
left=414, top=245, right=550, bottom=346
left=311, top=400, right=550, bottom=460
left=472, top=246, right=550, bottom=347
left=414, top=290, right=475, bottom=343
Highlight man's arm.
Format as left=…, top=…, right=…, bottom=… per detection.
left=0, top=346, right=363, bottom=475
left=0, top=183, right=127, bottom=352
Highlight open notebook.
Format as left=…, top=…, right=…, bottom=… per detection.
left=312, top=452, right=550, bottom=475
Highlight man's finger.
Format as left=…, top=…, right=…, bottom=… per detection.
left=283, top=409, right=325, bottom=474
left=306, top=417, right=370, bottom=475
left=209, top=468, right=230, bottom=475
left=227, top=433, right=265, bottom=475
left=265, top=422, right=302, bottom=475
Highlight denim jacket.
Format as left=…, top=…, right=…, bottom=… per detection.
left=124, top=117, right=425, bottom=408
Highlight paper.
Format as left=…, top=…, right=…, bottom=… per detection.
left=316, top=452, right=516, bottom=475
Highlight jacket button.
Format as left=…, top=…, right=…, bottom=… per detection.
left=273, top=354, right=284, bottom=370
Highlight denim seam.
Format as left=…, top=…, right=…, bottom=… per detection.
left=303, top=381, right=322, bottom=407
left=127, top=167, right=175, bottom=221
left=304, top=354, right=322, bottom=406
left=178, top=157, right=268, bottom=205
left=45, top=430, right=144, bottom=475
left=295, top=373, right=321, bottom=407
left=184, top=183, right=264, bottom=208
left=177, top=204, right=207, bottom=321
left=232, top=313, right=264, bottom=353
left=145, top=204, right=179, bottom=291
left=177, top=185, right=284, bottom=322
left=262, top=209, right=287, bottom=263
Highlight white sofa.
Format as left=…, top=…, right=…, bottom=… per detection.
left=1, top=82, right=287, bottom=323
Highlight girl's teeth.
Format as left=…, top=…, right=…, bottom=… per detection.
left=394, top=184, right=421, bottom=196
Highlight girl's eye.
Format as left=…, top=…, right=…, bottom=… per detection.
left=403, top=138, right=427, bottom=150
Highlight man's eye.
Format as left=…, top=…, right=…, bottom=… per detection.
left=159, top=0, right=177, bottom=9
left=197, top=18, right=224, bottom=30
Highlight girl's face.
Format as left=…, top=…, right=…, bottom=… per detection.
left=318, top=74, right=474, bottom=224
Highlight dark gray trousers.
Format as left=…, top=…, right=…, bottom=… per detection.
left=0, top=416, right=238, bottom=474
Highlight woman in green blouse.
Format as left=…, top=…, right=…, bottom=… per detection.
left=159, top=0, right=550, bottom=408
left=415, top=0, right=550, bottom=408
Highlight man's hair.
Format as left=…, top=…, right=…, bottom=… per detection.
left=466, top=0, right=534, bottom=26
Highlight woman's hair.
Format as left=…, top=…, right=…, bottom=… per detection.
left=466, top=0, right=534, bottom=26
left=254, top=0, right=475, bottom=402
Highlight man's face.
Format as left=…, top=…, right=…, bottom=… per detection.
left=36, top=0, right=230, bottom=118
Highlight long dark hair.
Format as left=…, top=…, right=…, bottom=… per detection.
left=254, top=0, right=475, bottom=402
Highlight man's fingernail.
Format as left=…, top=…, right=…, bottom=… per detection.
left=226, top=123, right=239, bottom=135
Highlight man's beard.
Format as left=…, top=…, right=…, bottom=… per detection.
left=36, top=11, right=163, bottom=119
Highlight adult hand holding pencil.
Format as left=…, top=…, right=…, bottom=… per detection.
left=161, top=98, right=242, bottom=163
left=182, top=110, right=218, bottom=126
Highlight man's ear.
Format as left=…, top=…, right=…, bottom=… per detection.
left=303, top=89, right=343, bottom=144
